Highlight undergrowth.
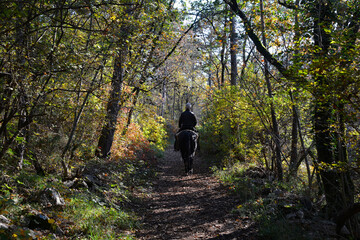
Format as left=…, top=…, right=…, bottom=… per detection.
left=0, top=117, right=165, bottom=239
left=0, top=155, right=156, bottom=239
left=212, top=162, right=320, bottom=240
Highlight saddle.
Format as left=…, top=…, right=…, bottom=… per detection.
left=176, top=129, right=198, bottom=138
left=174, top=129, right=199, bottom=151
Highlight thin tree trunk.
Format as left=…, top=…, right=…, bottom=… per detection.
left=315, top=95, right=343, bottom=216
left=288, top=93, right=311, bottom=184
left=208, top=72, right=212, bottom=87
left=336, top=102, right=354, bottom=208
left=260, top=0, right=282, bottom=180
left=289, top=96, right=298, bottom=175
left=122, top=88, right=140, bottom=136
left=220, top=7, right=228, bottom=87
left=61, top=70, right=100, bottom=178
left=230, top=13, right=237, bottom=86
left=172, top=85, right=176, bottom=120
left=288, top=0, right=300, bottom=177
left=161, top=78, right=166, bottom=117
left=15, top=0, right=28, bottom=170
left=28, top=151, right=45, bottom=176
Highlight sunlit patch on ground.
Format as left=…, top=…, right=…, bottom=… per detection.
left=136, top=148, right=258, bottom=239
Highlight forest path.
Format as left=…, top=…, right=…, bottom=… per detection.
left=135, top=148, right=258, bottom=240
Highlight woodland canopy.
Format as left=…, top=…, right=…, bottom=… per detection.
left=1, top=0, right=360, bottom=238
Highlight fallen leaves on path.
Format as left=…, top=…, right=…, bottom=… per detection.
left=136, top=149, right=258, bottom=240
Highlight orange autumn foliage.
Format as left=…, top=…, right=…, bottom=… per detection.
left=110, top=117, right=156, bottom=162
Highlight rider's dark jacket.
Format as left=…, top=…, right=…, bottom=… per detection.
left=179, top=109, right=197, bottom=131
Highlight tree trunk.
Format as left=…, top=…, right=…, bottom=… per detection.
left=220, top=7, right=228, bottom=87
left=60, top=70, right=100, bottom=178
left=122, top=88, right=140, bottom=136
left=289, top=100, right=298, bottom=175
left=312, top=1, right=354, bottom=216
left=260, top=0, right=282, bottom=180
left=230, top=13, right=237, bottom=86
left=288, top=0, right=300, bottom=177
left=97, top=50, right=127, bottom=158
left=28, top=151, right=45, bottom=176
left=315, top=96, right=344, bottom=215
left=15, top=0, right=28, bottom=169
left=172, top=85, right=176, bottom=120
left=160, top=78, right=166, bottom=117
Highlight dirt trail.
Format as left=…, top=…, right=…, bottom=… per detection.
left=136, top=148, right=258, bottom=240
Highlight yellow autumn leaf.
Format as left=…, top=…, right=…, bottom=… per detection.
left=48, top=219, right=55, bottom=224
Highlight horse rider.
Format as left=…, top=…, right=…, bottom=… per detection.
left=174, top=103, right=199, bottom=151
left=179, top=103, right=197, bottom=131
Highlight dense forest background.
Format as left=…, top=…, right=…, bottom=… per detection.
left=1, top=0, right=360, bottom=239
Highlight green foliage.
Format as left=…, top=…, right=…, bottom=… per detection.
left=1, top=0, right=359, bottom=238
left=138, top=110, right=168, bottom=154
left=0, top=0, right=180, bottom=175
left=213, top=163, right=257, bottom=202
left=200, top=86, right=264, bottom=165
left=213, top=162, right=269, bottom=202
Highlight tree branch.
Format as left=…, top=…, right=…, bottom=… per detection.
left=224, top=0, right=292, bottom=80
left=277, top=0, right=298, bottom=10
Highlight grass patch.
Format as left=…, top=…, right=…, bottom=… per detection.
left=63, top=193, right=138, bottom=239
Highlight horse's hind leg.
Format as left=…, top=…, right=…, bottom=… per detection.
left=184, top=157, right=193, bottom=175
left=188, top=157, right=193, bottom=174
left=184, top=158, right=193, bottom=175
left=184, top=158, right=189, bottom=174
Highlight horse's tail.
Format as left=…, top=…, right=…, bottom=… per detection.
left=179, top=130, right=189, bottom=158
left=179, top=130, right=197, bottom=158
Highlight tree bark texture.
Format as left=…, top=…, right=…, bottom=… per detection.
left=122, top=88, right=140, bottom=136
left=230, top=13, right=237, bottom=86
left=289, top=100, right=298, bottom=175
left=220, top=12, right=227, bottom=87
left=97, top=50, right=126, bottom=158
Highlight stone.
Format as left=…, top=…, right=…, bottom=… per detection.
left=286, top=212, right=297, bottom=219
left=296, top=210, right=304, bottom=219
left=0, top=222, right=10, bottom=230
left=37, top=187, right=65, bottom=207
left=0, top=215, right=12, bottom=231
left=0, top=215, right=10, bottom=225
left=72, top=179, right=89, bottom=189
left=28, top=213, right=52, bottom=230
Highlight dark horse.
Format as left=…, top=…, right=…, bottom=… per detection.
left=177, top=130, right=198, bottom=174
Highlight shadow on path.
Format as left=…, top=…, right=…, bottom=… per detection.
left=136, top=148, right=258, bottom=240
